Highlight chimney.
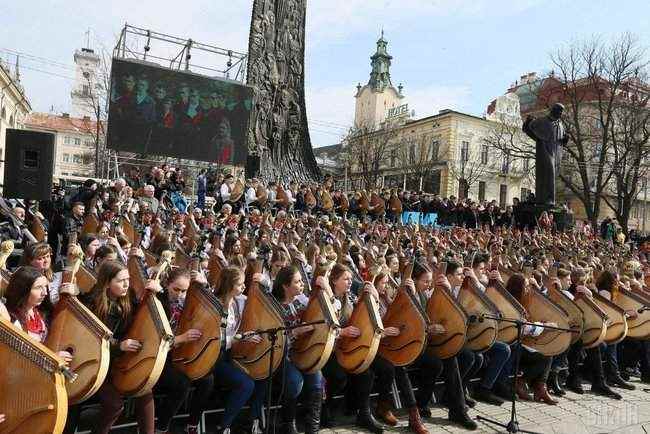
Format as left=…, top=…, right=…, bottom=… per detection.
left=62, top=113, right=70, bottom=118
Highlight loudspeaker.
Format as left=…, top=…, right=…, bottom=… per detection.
left=245, top=155, right=261, bottom=179
left=3, top=128, right=55, bottom=200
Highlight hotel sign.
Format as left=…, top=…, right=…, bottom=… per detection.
left=387, top=104, right=409, bottom=118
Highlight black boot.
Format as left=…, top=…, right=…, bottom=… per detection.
left=548, top=371, right=566, bottom=396
left=304, top=389, right=322, bottom=434
left=449, top=410, right=478, bottom=431
left=320, top=400, right=333, bottom=428
left=592, top=383, right=622, bottom=400
left=607, top=374, right=635, bottom=391
left=280, top=398, right=299, bottom=434
left=356, top=405, right=384, bottom=434
left=565, top=375, right=584, bottom=394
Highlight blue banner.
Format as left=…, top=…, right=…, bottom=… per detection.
left=401, top=212, right=438, bottom=227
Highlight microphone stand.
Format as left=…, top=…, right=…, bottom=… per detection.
left=251, top=319, right=327, bottom=434
left=475, top=314, right=576, bottom=434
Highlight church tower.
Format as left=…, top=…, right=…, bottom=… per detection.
left=354, top=32, right=405, bottom=129
left=71, top=46, right=100, bottom=119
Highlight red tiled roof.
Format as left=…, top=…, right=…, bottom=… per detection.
left=24, top=112, right=104, bottom=135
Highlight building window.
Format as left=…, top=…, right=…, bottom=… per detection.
left=460, top=141, right=469, bottom=163
left=521, top=188, right=530, bottom=202
left=82, top=84, right=91, bottom=96
left=501, top=151, right=511, bottom=174
left=390, top=149, right=397, bottom=168
left=73, top=154, right=82, bottom=164
left=74, top=138, right=81, bottom=146
left=479, top=181, right=486, bottom=202
left=430, top=140, right=439, bottom=161
left=523, top=158, right=530, bottom=171
left=64, top=136, right=72, bottom=145
left=499, top=184, right=508, bottom=208
left=458, top=179, right=469, bottom=200
left=409, top=144, right=416, bottom=165
left=480, top=145, right=489, bottom=165
left=1, top=107, right=5, bottom=119
left=62, top=153, right=70, bottom=163
left=85, top=139, right=94, bottom=147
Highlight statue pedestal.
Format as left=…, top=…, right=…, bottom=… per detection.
left=514, top=202, right=571, bottom=232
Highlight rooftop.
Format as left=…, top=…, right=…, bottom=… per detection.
left=24, top=112, right=104, bottom=135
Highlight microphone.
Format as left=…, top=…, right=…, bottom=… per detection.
left=234, top=330, right=259, bottom=340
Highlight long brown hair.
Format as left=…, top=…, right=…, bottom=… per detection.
left=89, top=260, right=132, bottom=324
left=596, top=270, right=618, bottom=293
left=215, top=266, right=244, bottom=301
left=329, top=263, right=353, bottom=323
left=4, top=266, right=51, bottom=331
left=20, top=243, right=53, bottom=281
left=272, top=265, right=300, bottom=302
left=505, top=273, right=527, bottom=303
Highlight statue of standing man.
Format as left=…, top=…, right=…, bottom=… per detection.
left=523, top=103, right=569, bottom=206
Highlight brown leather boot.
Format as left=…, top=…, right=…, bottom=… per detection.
left=533, top=381, right=558, bottom=405
left=376, top=399, right=398, bottom=426
left=408, top=407, right=430, bottom=434
left=515, top=377, right=533, bottom=401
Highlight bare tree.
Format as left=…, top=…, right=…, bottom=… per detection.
left=397, top=131, right=444, bottom=192
left=483, top=119, right=536, bottom=188
left=544, top=33, right=649, bottom=228
left=446, top=140, right=489, bottom=199
left=78, top=45, right=111, bottom=178
left=602, top=76, right=650, bottom=234
left=344, top=121, right=397, bottom=190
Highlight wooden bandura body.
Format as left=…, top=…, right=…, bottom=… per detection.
left=379, top=286, right=427, bottom=366
left=612, top=288, right=650, bottom=339
left=370, top=192, right=385, bottom=216
left=229, top=179, right=245, bottom=203
left=426, top=285, right=468, bottom=359
left=457, top=277, right=498, bottom=352
left=44, top=296, right=112, bottom=404
left=172, top=281, right=226, bottom=380
left=520, top=288, right=572, bottom=356
left=0, top=317, right=69, bottom=434
left=320, top=189, right=334, bottom=212
left=74, top=264, right=97, bottom=295
left=111, top=254, right=174, bottom=396
left=231, top=268, right=286, bottom=379
left=335, top=290, right=384, bottom=373
left=484, top=279, right=527, bottom=345
left=546, top=283, right=584, bottom=345
left=574, top=295, right=609, bottom=349
left=389, top=191, right=402, bottom=215
left=593, top=293, right=628, bottom=345
left=81, top=214, right=99, bottom=236
left=292, top=286, right=339, bottom=373
left=45, top=247, right=111, bottom=404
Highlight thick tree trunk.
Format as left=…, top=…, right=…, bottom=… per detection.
left=245, top=0, right=320, bottom=182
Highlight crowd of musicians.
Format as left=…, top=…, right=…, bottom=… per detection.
left=1, top=171, right=650, bottom=434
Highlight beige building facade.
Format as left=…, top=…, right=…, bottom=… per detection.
left=346, top=36, right=534, bottom=206
left=0, top=58, right=32, bottom=184
left=24, top=112, right=98, bottom=181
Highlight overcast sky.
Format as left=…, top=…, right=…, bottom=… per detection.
left=2, top=0, right=650, bottom=148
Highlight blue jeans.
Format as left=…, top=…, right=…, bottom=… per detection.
left=213, top=352, right=265, bottom=428
left=603, top=343, right=619, bottom=377
left=257, top=358, right=323, bottom=402
left=284, top=359, right=322, bottom=398
left=481, top=341, right=511, bottom=389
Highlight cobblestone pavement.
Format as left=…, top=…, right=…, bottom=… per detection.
left=320, top=381, right=650, bottom=434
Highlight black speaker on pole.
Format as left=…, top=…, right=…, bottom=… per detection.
left=245, top=155, right=261, bottom=179
left=3, top=128, right=55, bottom=200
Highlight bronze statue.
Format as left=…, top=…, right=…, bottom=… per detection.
left=523, top=103, right=568, bottom=206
